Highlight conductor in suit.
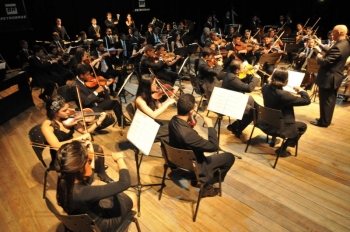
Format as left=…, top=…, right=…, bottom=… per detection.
left=53, top=18, right=70, bottom=41
left=262, top=68, right=310, bottom=157
left=311, top=25, right=350, bottom=127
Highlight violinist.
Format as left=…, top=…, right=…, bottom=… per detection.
left=70, top=64, right=129, bottom=127
left=265, top=28, right=283, bottom=47
left=200, top=27, right=211, bottom=46
left=90, top=41, right=121, bottom=97
left=140, top=44, right=169, bottom=82
left=51, top=32, right=66, bottom=56
left=76, top=31, right=90, bottom=50
left=41, top=95, right=114, bottom=183
left=293, top=38, right=318, bottom=71
left=222, top=60, right=260, bottom=138
left=242, top=30, right=260, bottom=65
left=48, top=45, right=75, bottom=83
left=135, top=75, right=176, bottom=142
left=225, top=27, right=235, bottom=40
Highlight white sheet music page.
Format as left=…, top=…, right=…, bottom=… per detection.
left=283, top=70, right=305, bottom=93
left=207, top=87, right=249, bottom=120
left=127, top=109, right=160, bottom=156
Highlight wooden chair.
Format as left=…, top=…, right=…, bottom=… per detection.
left=159, top=139, right=222, bottom=222
left=245, top=103, right=299, bottom=168
left=28, top=124, right=54, bottom=198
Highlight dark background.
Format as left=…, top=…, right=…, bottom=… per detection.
left=1, top=0, right=349, bottom=69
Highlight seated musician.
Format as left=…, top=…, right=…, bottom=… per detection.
left=241, top=30, right=260, bottom=65
left=88, top=18, right=101, bottom=41
left=200, top=27, right=211, bottom=46
left=168, top=93, right=235, bottom=197
left=225, top=34, right=247, bottom=61
left=70, top=64, right=128, bottom=127
left=90, top=41, right=121, bottom=97
left=261, top=68, right=310, bottom=157
left=115, top=33, right=130, bottom=61
left=47, top=45, right=74, bottom=83
left=160, top=35, right=171, bottom=52
left=131, top=36, right=147, bottom=78
left=293, top=38, right=318, bottom=71
left=225, top=27, right=235, bottom=40
left=222, top=60, right=260, bottom=138
left=51, top=32, right=66, bottom=55
left=197, top=47, right=223, bottom=100
left=28, top=45, right=60, bottom=102
left=264, top=28, right=283, bottom=47
left=55, top=141, right=137, bottom=231
left=134, top=75, right=176, bottom=142
left=18, top=40, right=33, bottom=68
left=41, top=95, right=113, bottom=183
left=76, top=31, right=89, bottom=50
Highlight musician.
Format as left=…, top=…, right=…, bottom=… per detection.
left=126, top=27, right=133, bottom=41
left=163, top=23, right=173, bottom=36
left=200, top=27, right=211, bottom=46
left=88, top=18, right=101, bottom=41
left=53, top=18, right=70, bottom=41
left=168, top=93, right=235, bottom=197
left=223, top=60, right=260, bottom=138
left=71, top=64, right=129, bottom=127
left=76, top=31, right=89, bottom=50
left=226, top=34, right=246, bottom=61
left=103, top=28, right=117, bottom=50
left=129, top=28, right=140, bottom=46
left=265, top=28, right=283, bottom=47
left=293, top=38, right=318, bottom=71
left=311, top=25, right=350, bottom=127
left=55, top=141, right=137, bottom=231
left=277, top=15, right=292, bottom=29
left=104, top=12, right=119, bottom=35
left=90, top=41, right=121, bottom=97
left=131, top=36, right=147, bottom=77
left=171, top=33, right=184, bottom=52
left=17, top=40, right=33, bottom=68
left=160, top=35, right=171, bottom=52
left=262, top=68, right=310, bottom=157
left=135, top=75, right=176, bottom=142
left=28, top=46, right=59, bottom=102
left=293, top=23, right=305, bottom=37
left=47, top=45, right=74, bottom=83
left=51, top=32, right=66, bottom=55
left=248, top=15, right=261, bottom=34
left=125, top=13, right=135, bottom=28
left=225, top=27, right=235, bottom=40
left=140, top=45, right=168, bottom=80
left=41, top=95, right=113, bottom=183
left=115, top=33, right=130, bottom=60
left=222, top=11, right=232, bottom=28
left=203, top=15, right=214, bottom=30
left=197, top=47, right=223, bottom=100
left=145, top=24, right=156, bottom=46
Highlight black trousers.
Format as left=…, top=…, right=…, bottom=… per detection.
left=205, top=152, right=235, bottom=185
left=230, top=95, right=255, bottom=132
left=155, top=70, right=178, bottom=86
left=318, top=87, right=337, bottom=126
left=282, top=121, right=307, bottom=150
left=94, top=99, right=123, bottom=125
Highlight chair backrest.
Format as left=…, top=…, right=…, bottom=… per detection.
left=45, top=197, right=101, bottom=232
left=189, top=74, right=203, bottom=95
left=256, top=104, right=284, bottom=133
left=57, top=85, right=74, bottom=102
left=126, top=102, right=136, bottom=120
left=28, top=124, right=48, bottom=168
left=161, top=140, right=200, bottom=180
left=116, top=211, right=137, bottom=232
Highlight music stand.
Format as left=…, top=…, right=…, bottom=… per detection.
left=127, top=109, right=161, bottom=216
left=284, top=43, right=304, bottom=53
left=257, top=53, right=282, bottom=65
left=306, top=58, right=320, bottom=102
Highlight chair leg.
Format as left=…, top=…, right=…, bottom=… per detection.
left=133, top=217, right=141, bottom=232
left=295, top=141, right=298, bottom=157
left=245, top=126, right=256, bottom=152
left=158, top=164, right=168, bottom=200
left=273, top=139, right=286, bottom=169
left=43, top=169, right=49, bottom=199
left=196, top=96, right=203, bottom=114
left=193, top=183, right=204, bottom=222
left=266, top=135, right=269, bottom=143
left=218, top=169, right=222, bottom=197
left=202, top=111, right=210, bottom=127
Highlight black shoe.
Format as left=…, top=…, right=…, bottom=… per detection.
left=39, top=94, right=48, bottom=102
left=275, top=148, right=291, bottom=157
left=269, top=137, right=276, bottom=147
left=104, top=165, right=109, bottom=170
left=227, top=125, right=241, bottom=138
left=310, top=121, right=328, bottom=128
left=110, top=92, right=117, bottom=98
left=201, top=185, right=219, bottom=197
left=118, top=121, right=131, bottom=127
left=97, top=173, right=114, bottom=183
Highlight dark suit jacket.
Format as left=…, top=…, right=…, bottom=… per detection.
left=53, top=25, right=70, bottom=40
left=140, top=55, right=165, bottom=74
left=222, top=72, right=259, bottom=93
left=104, top=19, right=118, bottom=35
left=102, top=35, right=116, bottom=49
left=28, top=56, right=53, bottom=86
left=70, top=77, right=110, bottom=108
left=316, top=39, right=350, bottom=89
left=90, top=50, right=114, bottom=72
left=144, top=31, right=156, bottom=45
left=197, top=58, right=218, bottom=81
left=262, top=84, right=310, bottom=138
left=88, top=25, right=101, bottom=40
left=168, top=116, right=218, bottom=183
left=203, top=22, right=214, bottom=30
left=115, top=40, right=130, bottom=58
left=18, top=49, right=33, bottom=66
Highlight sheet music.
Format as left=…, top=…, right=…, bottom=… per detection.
left=283, top=70, right=305, bottom=93
left=127, top=109, right=160, bottom=156
left=0, top=62, right=5, bottom=69
left=208, top=87, right=249, bottom=120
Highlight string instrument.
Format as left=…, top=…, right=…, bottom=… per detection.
left=234, top=41, right=247, bottom=54
left=62, top=108, right=103, bottom=127
left=238, top=63, right=256, bottom=79
left=85, top=75, right=116, bottom=88
left=188, top=111, right=205, bottom=128
left=149, top=55, right=159, bottom=63
left=149, top=68, right=178, bottom=100
left=163, top=52, right=176, bottom=60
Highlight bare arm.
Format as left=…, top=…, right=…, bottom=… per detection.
left=135, top=96, right=175, bottom=119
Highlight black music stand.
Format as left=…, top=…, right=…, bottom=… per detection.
left=306, top=58, right=320, bottom=102
left=224, top=24, right=240, bottom=34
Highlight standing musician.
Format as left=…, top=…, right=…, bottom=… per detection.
left=17, top=40, right=33, bottom=68
left=223, top=60, right=260, bottom=138
left=88, top=18, right=101, bottom=41
left=262, top=68, right=310, bottom=157
left=76, top=31, right=89, bottom=50
left=311, top=25, right=350, bottom=128
left=203, top=15, right=214, bottom=31
left=225, top=26, right=235, bottom=40
left=41, top=95, right=113, bottom=183
left=53, top=18, right=70, bottom=41
left=90, top=41, right=121, bottom=97
left=70, top=64, right=129, bottom=127
left=145, top=24, right=156, bottom=46
left=125, top=13, right=135, bottom=28
left=134, top=75, right=176, bottom=142
left=168, top=94, right=235, bottom=197
left=249, top=15, right=262, bottom=35
left=104, top=12, right=120, bottom=35
left=131, top=36, right=147, bottom=78
left=277, top=15, right=292, bottom=30
left=55, top=141, right=137, bottom=231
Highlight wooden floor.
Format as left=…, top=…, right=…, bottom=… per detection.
left=1, top=68, right=350, bottom=232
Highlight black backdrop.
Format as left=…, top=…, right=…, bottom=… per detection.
left=1, top=0, right=349, bottom=68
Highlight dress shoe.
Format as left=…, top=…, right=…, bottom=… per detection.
left=104, top=165, right=109, bottom=170
left=310, top=121, right=328, bottom=128
left=227, top=124, right=241, bottom=138
left=97, top=173, right=114, bottom=183
left=39, top=94, right=48, bottom=102
left=201, top=185, right=219, bottom=197
left=118, top=121, right=131, bottom=127
left=275, top=148, right=291, bottom=157
left=269, top=137, right=277, bottom=147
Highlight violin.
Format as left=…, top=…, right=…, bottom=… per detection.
left=151, top=83, right=174, bottom=99
left=188, top=113, right=197, bottom=128
left=62, top=108, right=103, bottom=127
left=85, top=75, right=116, bottom=88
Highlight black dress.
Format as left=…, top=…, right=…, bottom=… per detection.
left=71, top=169, right=133, bottom=232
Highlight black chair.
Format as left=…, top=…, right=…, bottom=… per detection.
left=57, top=84, right=74, bottom=103
left=189, top=74, right=207, bottom=114
left=125, top=102, right=135, bottom=120
left=45, top=197, right=142, bottom=232
left=245, top=103, right=299, bottom=168
left=28, top=124, right=54, bottom=198
left=159, top=139, right=222, bottom=222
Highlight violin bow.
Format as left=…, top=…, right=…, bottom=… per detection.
left=267, top=31, right=284, bottom=53
left=302, top=18, right=310, bottom=30
left=89, top=57, right=102, bottom=87
left=310, top=17, right=321, bottom=31
left=149, top=68, right=178, bottom=99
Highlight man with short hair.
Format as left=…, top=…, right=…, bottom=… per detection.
left=168, top=94, right=235, bottom=197
left=53, top=18, right=70, bottom=41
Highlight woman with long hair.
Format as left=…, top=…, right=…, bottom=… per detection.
left=56, top=141, right=137, bottom=231
left=125, top=13, right=135, bottom=28
left=41, top=95, right=113, bottom=183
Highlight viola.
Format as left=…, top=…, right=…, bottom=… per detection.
left=62, top=108, right=103, bottom=127
left=85, top=75, right=116, bottom=88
